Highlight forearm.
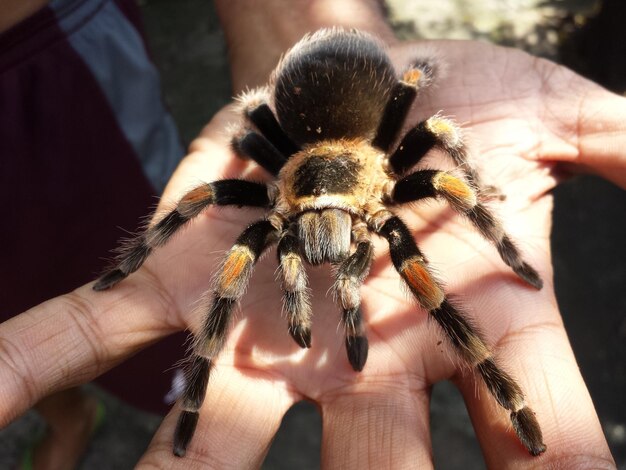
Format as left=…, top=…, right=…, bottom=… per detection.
left=0, top=0, right=48, bottom=33
left=214, top=0, right=396, bottom=93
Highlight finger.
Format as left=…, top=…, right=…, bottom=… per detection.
left=320, top=378, right=434, bottom=469
left=138, top=365, right=296, bottom=469
left=0, top=276, right=177, bottom=425
left=531, top=64, right=626, bottom=190
left=455, top=308, right=615, bottom=468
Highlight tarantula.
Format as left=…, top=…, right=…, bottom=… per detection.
left=94, top=29, right=546, bottom=457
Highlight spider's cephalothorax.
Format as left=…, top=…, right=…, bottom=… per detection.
left=94, top=29, right=546, bottom=458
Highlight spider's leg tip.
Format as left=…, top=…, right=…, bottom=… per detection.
left=93, top=269, right=126, bottom=291
left=173, top=446, right=186, bottom=458
left=173, top=410, right=199, bottom=458
left=289, top=326, right=312, bottom=349
left=346, top=335, right=369, bottom=372
left=511, top=407, right=546, bottom=457
left=530, top=443, right=547, bottom=457
left=516, top=263, right=543, bottom=290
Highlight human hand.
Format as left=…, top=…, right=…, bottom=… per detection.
left=1, top=9, right=623, bottom=470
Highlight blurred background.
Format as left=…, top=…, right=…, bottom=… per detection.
left=1, top=0, right=624, bottom=468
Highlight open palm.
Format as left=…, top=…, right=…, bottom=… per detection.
left=0, top=40, right=614, bottom=469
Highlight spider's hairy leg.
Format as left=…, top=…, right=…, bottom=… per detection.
left=391, top=170, right=543, bottom=289
left=388, top=115, right=486, bottom=190
left=173, top=219, right=279, bottom=457
left=376, top=215, right=546, bottom=456
left=333, top=222, right=373, bottom=371
left=373, top=59, right=437, bottom=152
left=277, top=226, right=312, bottom=348
left=231, top=130, right=287, bottom=176
left=93, top=180, right=271, bottom=291
left=238, top=87, right=300, bottom=158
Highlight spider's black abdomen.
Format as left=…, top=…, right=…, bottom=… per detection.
left=293, top=154, right=361, bottom=197
left=274, top=30, right=396, bottom=145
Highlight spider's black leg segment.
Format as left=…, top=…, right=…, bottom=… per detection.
left=375, top=215, right=546, bottom=456
left=246, top=105, right=300, bottom=158
left=93, top=180, right=271, bottom=291
left=467, top=204, right=543, bottom=289
left=333, top=222, right=373, bottom=372
left=277, top=226, right=312, bottom=349
left=173, top=219, right=279, bottom=457
left=388, top=116, right=484, bottom=190
left=232, top=130, right=287, bottom=176
left=391, top=170, right=543, bottom=289
left=387, top=120, right=438, bottom=175
left=238, top=87, right=300, bottom=158
left=373, top=61, right=436, bottom=152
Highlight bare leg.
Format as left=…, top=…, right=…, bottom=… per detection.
left=31, top=388, right=101, bottom=470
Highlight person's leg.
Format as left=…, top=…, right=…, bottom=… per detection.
left=1, top=0, right=182, bottom=467
left=30, top=389, right=102, bottom=470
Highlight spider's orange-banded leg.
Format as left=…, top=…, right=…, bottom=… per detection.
left=238, top=87, right=300, bottom=158
left=387, top=115, right=488, bottom=194
left=375, top=215, right=546, bottom=456
left=390, top=169, right=543, bottom=289
left=174, top=219, right=280, bottom=457
left=373, top=60, right=437, bottom=152
left=333, top=221, right=374, bottom=372
left=93, top=180, right=271, bottom=291
left=277, top=226, right=313, bottom=348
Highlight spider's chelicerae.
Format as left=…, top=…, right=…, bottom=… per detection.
left=94, top=29, right=547, bottom=457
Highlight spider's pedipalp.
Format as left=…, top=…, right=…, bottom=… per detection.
left=174, top=219, right=279, bottom=457
left=391, top=170, right=543, bottom=289
left=373, top=59, right=437, bottom=152
left=278, top=227, right=312, bottom=348
left=334, top=222, right=373, bottom=371
left=93, top=180, right=271, bottom=291
left=343, top=308, right=368, bottom=372
left=377, top=215, right=546, bottom=455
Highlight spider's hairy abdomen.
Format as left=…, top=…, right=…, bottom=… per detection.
left=273, top=29, right=396, bottom=145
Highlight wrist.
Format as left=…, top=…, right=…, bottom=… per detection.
left=214, top=0, right=396, bottom=93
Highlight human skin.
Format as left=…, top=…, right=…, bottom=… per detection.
left=1, top=1, right=624, bottom=468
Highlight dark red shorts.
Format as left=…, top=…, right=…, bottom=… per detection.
left=0, top=0, right=186, bottom=413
